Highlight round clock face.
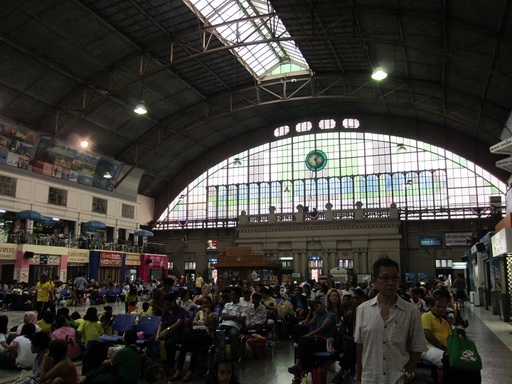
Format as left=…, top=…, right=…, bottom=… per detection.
left=305, top=150, right=327, bottom=171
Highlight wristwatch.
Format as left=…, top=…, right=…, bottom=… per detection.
left=404, top=371, right=415, bottom=380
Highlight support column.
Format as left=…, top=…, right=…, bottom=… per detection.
left=361, top=249, right=368, bottom=274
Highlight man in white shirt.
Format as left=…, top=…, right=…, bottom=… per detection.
left=409, top=288, right=427, bottom=312
left=220, top=287, right=247, bottom=362
left=245, top=292, right=267, bottom=335
left=239, top=288, right=252, bottom=308
left=354, top=258, right=426, bottom=384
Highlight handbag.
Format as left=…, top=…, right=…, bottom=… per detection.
left=447, top=333, right=482, bottom=371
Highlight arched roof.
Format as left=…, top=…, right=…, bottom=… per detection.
left=1, top=0, right=511, bottom=208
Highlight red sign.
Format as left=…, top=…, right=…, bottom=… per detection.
left=100, top=252, right=123, bottom=267
left=146, top=255, right=167, bottom=268
left=318, top=274, right=328, bottom=283
left=206, top=239, right=217, bottom=251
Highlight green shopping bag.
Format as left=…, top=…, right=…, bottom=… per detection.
left=447, top=333, right=482, bottom=371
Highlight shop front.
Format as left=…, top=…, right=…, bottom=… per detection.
left=139, top=254, right=168, bottom=282
left=216, top=253, right=281, bottom=291
left=0, top=244, right=17, bottom=282
left=14, top=245, right=67, bottom=284
left=125, top=252, right=141, bottom=282
left=490, top=227, right=512, bottom=322
left=89, top=251, right=124, bottom=285
left=66, top=249, right=89, bottom=283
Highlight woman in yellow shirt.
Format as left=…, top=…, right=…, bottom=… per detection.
left=125, top=285, right=138, bottom=313
left=77, top=307, right=103, bottom=346
left=37, top=311, right=55, bottom=333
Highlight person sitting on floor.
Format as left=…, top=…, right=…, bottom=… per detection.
left=52, top=316, right=81, bottom=360
left=13, top=311, right=41, bottom=337
left=0, top=315, right=9, bottom=350
left=421, top=297, right=451, bottom=369
left=38, top=311, right=55, bottom=334
left=78, top=329, right=141, bottom=384
left=77, top=307, right=103, bottom=347
left=39, top=339, right=78, bottom=384
left=30, top=331, right=52, bottom=381
left=0, top=323, right=37, bottom=369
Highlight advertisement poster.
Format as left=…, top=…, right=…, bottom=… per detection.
left=0, top=121, right=37, bottom=169
left=100, top=252, right=123, bottom=267
left=33, top=137, right=120, bottom=191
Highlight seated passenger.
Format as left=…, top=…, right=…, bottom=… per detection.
left=0, top=315, right=9, bottom=350
left=14, top=311, right=41, bottom=336
left=0, top=323, right=37, bottom=369
left=77, top=308, right=103, bottom=347
left=421, top=297, right=451, bottom=368
left=291, top=286, right=309, bottom=321
left=220, top=287, right=247, bottom=363
left=39, top=339, right=78, bottom=384
left=78, top=329, right=141, bottom=384
left=410, top=288, right=427, bottom=312
left=52, top=316, right=81, bottom=360
left=260, top=287, right=277, bottom=326
left=155, top=292, right=185, bottom=375
left=245, top=292, right=267, bottom=335
left=173, top=296, right=218, bottom=382
left=30, top=331, right=52, bottom=381
left=288, top=299, right=337, bottom=375
left=38, top=311, right=55, bottom=333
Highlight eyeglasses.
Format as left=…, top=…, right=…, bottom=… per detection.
left=377, top=275, right=400, bottom=282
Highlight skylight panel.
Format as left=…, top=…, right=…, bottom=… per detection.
left=184, top=0, right=310, bottom=79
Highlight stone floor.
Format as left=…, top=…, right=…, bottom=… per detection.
left=0, top=301, right=510, bottom=383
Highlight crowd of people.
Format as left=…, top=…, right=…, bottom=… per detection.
left=0, top=262, right=472, bottom=384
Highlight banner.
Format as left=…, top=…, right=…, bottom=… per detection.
left=445, top=232, right=473, bottom=247
left=146, top=254, right=167, bottom=268
left=67, top=249, right=89, bottom=263
left=125, top=252, right=141, bottom=266
left=100, top=251, right=123, bottom=267
left=0, top=244, right=17, bottom=260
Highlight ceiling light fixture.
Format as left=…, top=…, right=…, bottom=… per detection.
left=134, top=102, right=147, bottom=115
left=80, top=140, right=89, bottom=148
left=233, top=158, right=242, bottom=166
left=103, top=171, right=112, bottom=179
left=371, top=67, right=388, bottom=81
left=405, top=180, right=413, bottom=189
left=397, top=144, right=407, bottom=153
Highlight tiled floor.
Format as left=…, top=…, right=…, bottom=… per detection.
left=0, top=301, right=511, bottom=383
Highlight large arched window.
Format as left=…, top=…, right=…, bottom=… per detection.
left=157, top=131, right=505, bottom=227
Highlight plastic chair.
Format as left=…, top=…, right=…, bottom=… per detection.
left=99, top=313, right=137, bottom=343
left=135, top=315, right=162, bottom=347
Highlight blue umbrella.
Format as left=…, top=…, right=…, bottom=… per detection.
left=83, top=220, right=106, bottom=229
left=16, top=210, right=43, bottom=221
left=135, top=230, right=154, bottom=237
left=38, top=216, right=56, bottom=226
